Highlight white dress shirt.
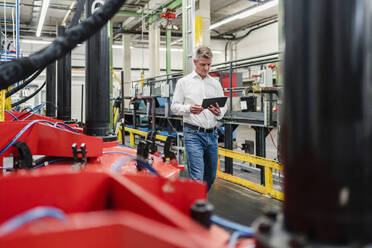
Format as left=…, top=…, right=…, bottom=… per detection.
left=171, top=71, right=227, bottom=129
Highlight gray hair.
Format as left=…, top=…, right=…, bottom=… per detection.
left=194, top=46, right=213, bottom=60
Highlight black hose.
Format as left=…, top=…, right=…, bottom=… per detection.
left=11, top=81, right=46, bottom=107
left=0, top=0, right=127, bottom=90
left=6, top=69, right=43, bottom=97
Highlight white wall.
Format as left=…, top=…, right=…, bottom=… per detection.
left=235, top=22, right=278, bottom=59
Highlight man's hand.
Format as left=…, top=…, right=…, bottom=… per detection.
left=208, top=102, right=221, bottom=116
left=190, top=104, right=203, bottom=114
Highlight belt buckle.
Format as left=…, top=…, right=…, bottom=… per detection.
left=197, top=126, right=201, bottom=132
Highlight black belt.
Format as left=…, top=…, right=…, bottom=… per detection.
left=184, top=123, right=215, bottom=133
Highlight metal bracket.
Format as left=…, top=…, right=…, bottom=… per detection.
left=136, top=140, right=150, bottom=171
left=72, top=143, right=87, bottom=166
left=163, top=136, right=177, bottom=162
left=146, top=131, right=158, bottom=155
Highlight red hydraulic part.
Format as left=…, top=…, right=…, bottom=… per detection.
left=0, top=170, right=254, bottom=247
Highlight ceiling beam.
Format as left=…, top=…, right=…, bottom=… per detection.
left=116, top=10, right=142, bottom=17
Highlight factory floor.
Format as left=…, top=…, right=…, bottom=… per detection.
left=125, top=126, right=282, bottom=226
left=208, top=178, right=282, bottom=226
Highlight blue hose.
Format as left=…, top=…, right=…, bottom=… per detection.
left=211, top=215, right=254, bottom=235
left=32, top=158, right=67, bottom=169
left=0, top=120, right=79, bottom=156
left=5, top=110, right=19, bottom=120
left=0, top=207, right=65, bottom=236
left=103, top=151, right=159, bottom=176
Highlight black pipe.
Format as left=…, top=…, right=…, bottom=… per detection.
left=283, top=0, right=372, bottom=244
left=84, top=0, right=113, bottom=140
left=12, top=81, right=46, bottom=108
left=56, top=26, right=72, bottom=121
left=0, top=0, right=129, bottom=90
left=46, top=62, right=56, bottom=117
left=6, top=69, right=43, bottom=98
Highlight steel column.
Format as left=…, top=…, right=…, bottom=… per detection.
left=46, top=62, right=56, bottom=117
left=223, top=124, right=233, bottom=174
left=253, top=126, right=268, bottom=186
left=166, top=29, right=171, bottom=75
left=283, top=0, right=372, bottom=243
left=56, top=26, right=71, bottom=121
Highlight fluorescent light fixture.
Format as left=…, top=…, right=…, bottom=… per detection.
left=21, top=39, right=51, bottom=45
left=36, top=0, right=50, bottom=37
left=236, top=0, right=278, bottom=19
left=209, top=0, right=278, bottom=30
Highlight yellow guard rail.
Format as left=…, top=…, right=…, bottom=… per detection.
left=122, top=127, right=283, bottom=200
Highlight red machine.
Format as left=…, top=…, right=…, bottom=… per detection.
left=0, top=111, right=255, bottom=247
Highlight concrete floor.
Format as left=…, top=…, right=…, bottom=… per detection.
left=208, top=178, right=282, bottom=226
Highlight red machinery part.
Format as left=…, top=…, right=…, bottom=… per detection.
left=0, top=121, right=102, bottom=159
left=0, top=171, right=231, bottom=248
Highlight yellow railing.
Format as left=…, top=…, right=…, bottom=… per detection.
left=121, top=127, right=284, bottom=201
left=217, top=148, right=283, bottom=201
left=0, top=90, right=6, bottom=121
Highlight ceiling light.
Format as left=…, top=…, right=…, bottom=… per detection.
left=236, top=0, right=278, bottom=19
left=209, top=0, right=278, bottom=30
left=36, top=0, right=50, bottom=37
left=21, top=39, right=51, bottom=45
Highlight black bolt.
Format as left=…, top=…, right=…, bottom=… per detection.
left=190, top=200, right=214, bottom=228
left=264, top=210, right=277, bottom=221
left=258, top=222, right=271, bottom=234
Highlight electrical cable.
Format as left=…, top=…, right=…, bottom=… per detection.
left=0, top=207, right=65, bottom=236
left=5, top=110, right=18, bottom=120
left=6, top=69, right=43, bottom=98
left=0, top=0, right=129, bottom=90
left=11, top=81, right=46, bottom=107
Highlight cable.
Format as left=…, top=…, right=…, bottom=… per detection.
left=0, top=0, right=129, bottom=90
left=103, top=151, right=160, bottom=175
left=53, top=122, right=79, bottom=133
left=6, top=69, right=43, bottom=98
left=0, top=207, right=65, bottom=237
left=0, top=119, right=80, bottom=156
left=111, top=157, right=133, bottom=172
left=267, top=128, right=278, bottom=150
left=32, top=158, right=66, bottom=169
left=210, top=215, right=254, bottom=235
left=228, top=231, right=253, bottom=248
left=11, top=81, right=46, bottom=107
left=5, top=110, right=18, bottom=120
left=21, top=104, right=45, bottom=121
left=103, top=151, right=136, bottom=157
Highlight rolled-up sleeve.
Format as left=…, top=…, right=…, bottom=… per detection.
left=171, top=79, right=191, bottom=116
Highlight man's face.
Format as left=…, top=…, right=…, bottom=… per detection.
left=194, top=57, right=212, bottom=78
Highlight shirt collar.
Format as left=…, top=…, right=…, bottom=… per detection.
left=192, top=70, right=211, bottom=80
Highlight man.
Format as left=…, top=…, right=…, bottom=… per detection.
left=171, top=46, right=226, bottom=190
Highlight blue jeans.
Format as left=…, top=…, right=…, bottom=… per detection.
left=184, top=126, right=218, bottom=190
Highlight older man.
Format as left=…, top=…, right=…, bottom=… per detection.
left=171, top=46, right=226, bottom=190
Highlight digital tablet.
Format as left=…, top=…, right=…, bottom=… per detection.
left=202, top=97, right=228, bottom=109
